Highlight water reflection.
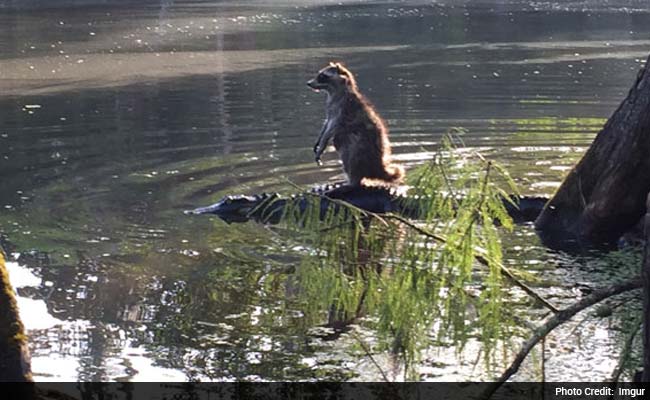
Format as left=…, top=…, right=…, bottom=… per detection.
left=0, top=0, right=647, bottom=381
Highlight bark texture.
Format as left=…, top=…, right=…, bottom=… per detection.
left=535, top=54, right=650, bottom=244
left=641, top=195, right=650, bottom=382
left=0, top=248, right=32, bottom=382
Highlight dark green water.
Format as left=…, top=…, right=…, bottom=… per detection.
left=0, top=0, right=647, bottom=381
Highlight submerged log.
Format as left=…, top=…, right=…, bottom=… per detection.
left=535, top=54, right=650, bottom=245
left=0, top=248, right=32, bottom=382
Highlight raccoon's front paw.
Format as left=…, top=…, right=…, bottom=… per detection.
left=313, top=144, right=323, bottom=165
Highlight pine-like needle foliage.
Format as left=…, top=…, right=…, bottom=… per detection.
left=275, top=134, right=520, bottom=378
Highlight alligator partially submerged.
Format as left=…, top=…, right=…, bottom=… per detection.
left=185, top=184, right=549, bottom=225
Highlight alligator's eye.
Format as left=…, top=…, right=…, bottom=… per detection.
left=225, top=197, right=232, bottom=204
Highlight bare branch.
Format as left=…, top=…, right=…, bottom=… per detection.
left=480, top=278, right=642, bottom=400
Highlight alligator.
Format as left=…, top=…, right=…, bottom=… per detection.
left=185, top=183, right=549, bottom=225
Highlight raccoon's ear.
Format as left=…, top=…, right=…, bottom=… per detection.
left=334, top=63, right=348, bottom=76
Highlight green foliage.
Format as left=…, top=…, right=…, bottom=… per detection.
left=274, top=133, right=521, bottom=379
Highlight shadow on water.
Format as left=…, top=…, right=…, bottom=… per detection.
left=0, top=0, right=648, bottom=381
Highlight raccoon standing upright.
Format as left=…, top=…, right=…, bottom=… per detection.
left=307, top=62, right=404, bottom=187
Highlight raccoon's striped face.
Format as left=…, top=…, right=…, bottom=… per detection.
left=307, top=63, right=345, bottom=92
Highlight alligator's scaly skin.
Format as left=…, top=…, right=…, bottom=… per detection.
left=185, top=183, right=549, bottom=225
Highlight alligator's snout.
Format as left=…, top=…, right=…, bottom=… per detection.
left=185, top=195, right=260, bottom=223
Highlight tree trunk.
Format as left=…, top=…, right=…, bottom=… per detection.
left=535, top=54, right=650, bottom=245
left=641, top=195, right=650, bottom=382
left=0, top=248, right=32, bottom=383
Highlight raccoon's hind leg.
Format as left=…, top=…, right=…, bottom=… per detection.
left=321, top=153, right=360, bottom=197
left=340, top=149, right=363, bottom=188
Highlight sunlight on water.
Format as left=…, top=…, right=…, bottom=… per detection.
left=0, top=0, right=647, bottom=382
left=7, top=258, right=190, bottom=381
left=6, top=258, right=63, bottom=330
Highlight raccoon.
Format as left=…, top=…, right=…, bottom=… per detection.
left=307, top=62, right=404, bottom=187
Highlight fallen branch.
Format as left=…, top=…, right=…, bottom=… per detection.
left=481, top=278, right=642, bottom=400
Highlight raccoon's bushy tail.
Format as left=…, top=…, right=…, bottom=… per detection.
left=361, top=164, right=405, bottom=187
left=383, top=163, right=405, bottom=183
left=363, top=164, right=404, bottom=186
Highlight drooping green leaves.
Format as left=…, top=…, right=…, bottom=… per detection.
left=275, top=133, right=520, bottom=379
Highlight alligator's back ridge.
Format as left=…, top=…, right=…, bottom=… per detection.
left=186, top=184, right=549, bottom=226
